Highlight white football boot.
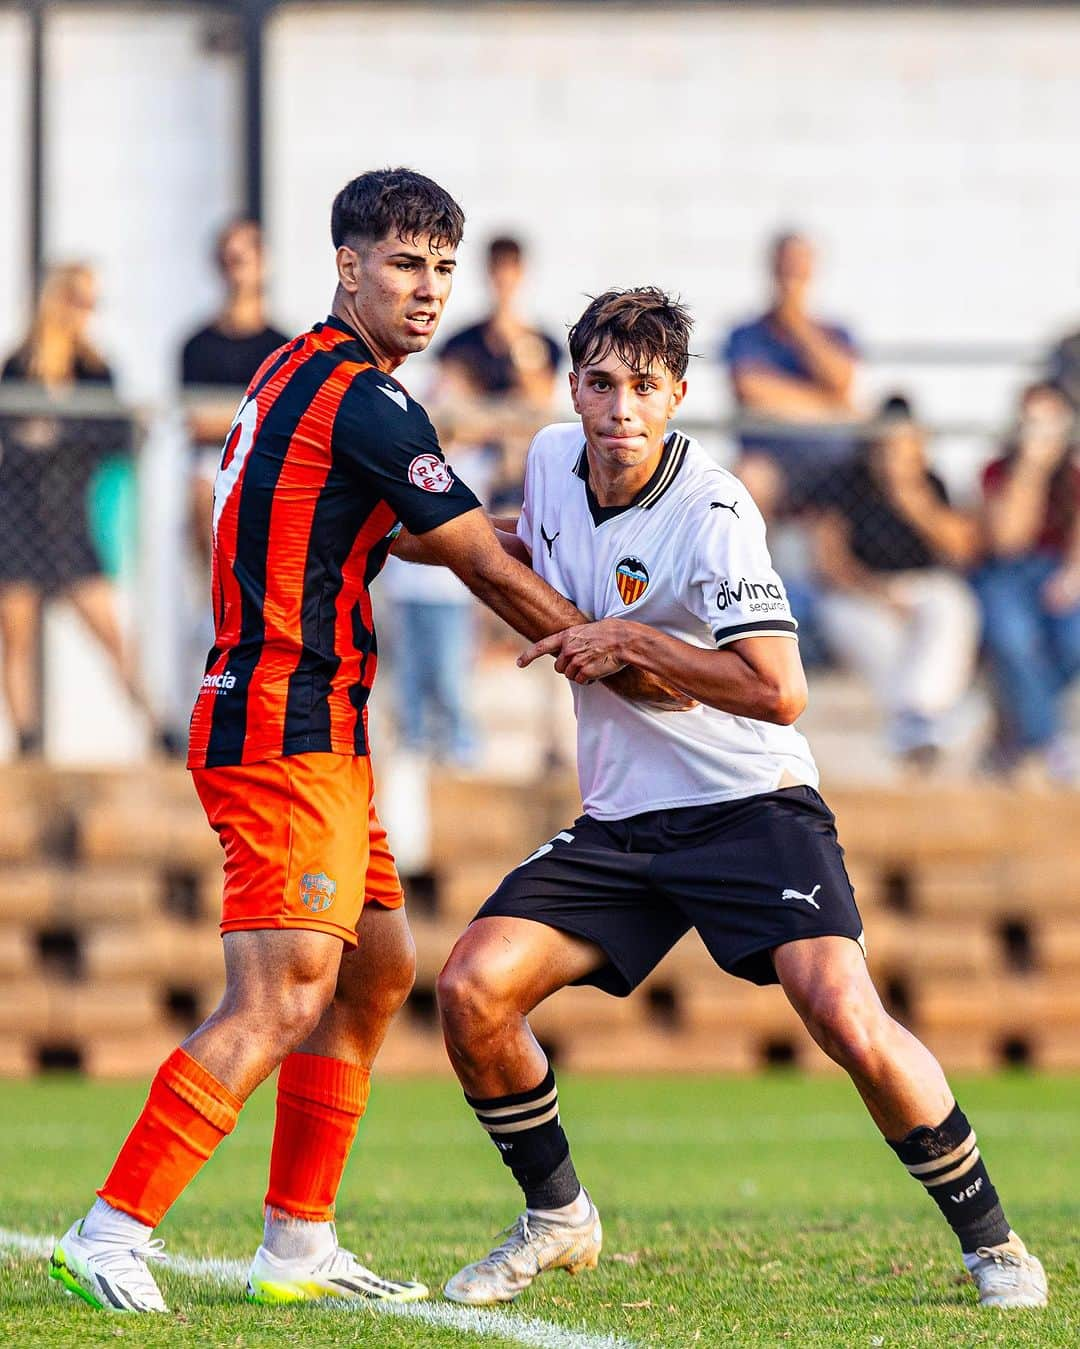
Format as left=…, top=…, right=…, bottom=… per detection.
left=49, top=1219, right=168, bottom=1313
left=246, top=1239, right=427, bottom=1304
left=444, top=1193, right=602, bottom=1305
left=964, top=1232, right=1048, bottom=1308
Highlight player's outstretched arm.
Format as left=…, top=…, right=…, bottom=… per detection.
left=520, top=621, right=806, bottom=725
left=411, top=511, right=692, bottom=708
left=413, top=507, right=594, bottom=639
left=392, top=513, right=530, bottom=565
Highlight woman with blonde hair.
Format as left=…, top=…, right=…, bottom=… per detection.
left=0, top=262, right=172, bottom=756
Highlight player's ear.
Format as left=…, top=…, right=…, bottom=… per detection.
left=336, top=245, right=362, bottom=294
left=569, top=369, right=581, bottom=413
left=668, top=379, right=688, bottom=416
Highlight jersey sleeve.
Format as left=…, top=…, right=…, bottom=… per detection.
left=676, top=485, right=799, bottom=647
left=332, top=373, right=481, bottom=534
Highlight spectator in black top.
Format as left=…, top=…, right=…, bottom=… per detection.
left=434, top=235, right=560, bottom=513
left=0, top=263, right=169, bottom=756
left=438, top=235, right=560, bottom=404
left=180, top=219, right=289, bottom=558
left=811, top=396, right=980, bottom=765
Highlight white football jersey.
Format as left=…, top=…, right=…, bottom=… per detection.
left=518, top=423, right=819, bottom=819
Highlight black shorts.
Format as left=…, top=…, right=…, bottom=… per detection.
left=475, top=786, right=863, bottom=995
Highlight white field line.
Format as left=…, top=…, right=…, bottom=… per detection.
left=0, top=1227, right=635, bottom=1349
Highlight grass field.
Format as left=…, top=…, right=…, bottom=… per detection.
left=1, top=1072, right=1076, bottom=1347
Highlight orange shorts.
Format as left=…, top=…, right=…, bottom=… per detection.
left=191, top=752, right=404, bottom=947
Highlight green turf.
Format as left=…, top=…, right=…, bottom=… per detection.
left=1, top=1072, right=1076, bottom=1346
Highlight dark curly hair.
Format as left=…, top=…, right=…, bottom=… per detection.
left=331, top=167, right=465, bottom=251
left=568, top=287, right=693, bottom=380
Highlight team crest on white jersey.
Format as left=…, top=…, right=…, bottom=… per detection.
left=615, top=556, right=650, bottom=605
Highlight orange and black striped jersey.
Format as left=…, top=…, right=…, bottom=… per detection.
left=187, top=316, right=480, bottom=769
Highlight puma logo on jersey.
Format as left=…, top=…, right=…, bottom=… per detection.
left=710, top=500, right=739, bottom=517
left=541, top=523, right=560, bottom=558
left=782, top=884, right=822, bottom=910
left=377, top=384, right=408, bottom=412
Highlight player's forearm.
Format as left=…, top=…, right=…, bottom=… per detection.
left=615, top=623, right=805, bottom=724
left=468, top=547, right=587, bottom=641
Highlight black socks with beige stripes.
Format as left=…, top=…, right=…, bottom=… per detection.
left=889, top=1102, right=1010, bottom=1253
left=466, top=1065, right=582, bottom=1211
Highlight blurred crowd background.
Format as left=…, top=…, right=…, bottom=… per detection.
left=2, top=0, right=1080, bottom=788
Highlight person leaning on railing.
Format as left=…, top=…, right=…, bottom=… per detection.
left=0, top=261, right=178, bottom=758
left=973, top=381, right=1080, bottom=783
left=809, top=394, right=981, bottom=769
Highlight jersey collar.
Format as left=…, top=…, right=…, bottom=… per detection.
left=573, top=431, right=690, bottom=526
left=317, top=314, right=379, bottom=366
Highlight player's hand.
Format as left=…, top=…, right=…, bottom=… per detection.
left=518, top=621, right=627, bottom=683
left=518, top=621, right=696, bottom=710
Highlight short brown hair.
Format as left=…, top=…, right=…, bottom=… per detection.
left=568, top=287, right=692, bottom=381
left=331, top=167, right=465, bottom=251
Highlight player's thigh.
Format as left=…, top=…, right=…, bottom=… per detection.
left=193, top=753, right=371, bottom=949
left=773, top=932, right=882, bottom=1029
left=441, top=915, right=608, bottom=1017
left=468, top=818, right=687, bottom=998
left=655, top=788, right=864, bottom=987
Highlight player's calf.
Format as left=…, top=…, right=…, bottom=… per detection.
left=777, top=937, right=1048, bottom=1309
left=438, top=927, right=603, bottom=1303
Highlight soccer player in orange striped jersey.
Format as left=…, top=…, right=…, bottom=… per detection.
left=49, top=169, right=680, bottom=1316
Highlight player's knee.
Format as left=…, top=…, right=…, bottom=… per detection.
left=270, top=967, right=339, bottom=1050
left=436, top=950, right=511, bottom=1045
left=369, top=930, right=417, bottom=1016
left=803, top=984, right=884, bottom=1076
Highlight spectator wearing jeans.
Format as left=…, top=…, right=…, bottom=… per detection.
left=974, top=382, right=1080, bottom=780
left=723, top=231, right=860, bottom=519
left=811, top=396, right=980, bottom=766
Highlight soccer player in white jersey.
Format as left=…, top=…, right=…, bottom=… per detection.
left=435, top=289, right=1047, bottom=1311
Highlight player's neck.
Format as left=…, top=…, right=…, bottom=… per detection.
left=331, top=295, right=405, bottom=375
left=584, top=441, right=666, bottom=507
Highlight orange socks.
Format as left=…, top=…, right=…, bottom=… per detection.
left=265, top=1052, right=370, bottom=1221
left=96, top=1048, right=366, bottom=1230
left=98, top=1047, right=242, bottom=1227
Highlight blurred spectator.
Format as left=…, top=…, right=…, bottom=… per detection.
left=723, top=231, right=860, bottom=517
left=381, top=445, right=497, bottom=767
left=0, top=263, right=171, bottom=756
left=811, top=395, right=980, bottom=765
left=974, top=381, right=1080, bottom=780
left=180, top=219, right=289, bottom=559
left=435, top=235, right=561, bottom=512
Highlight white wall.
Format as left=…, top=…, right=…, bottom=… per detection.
left=266, top=3, right=1080, bottom=432
left=46, top=5, right=241, bottom=403
left=0, top=11, right=29, bottom=358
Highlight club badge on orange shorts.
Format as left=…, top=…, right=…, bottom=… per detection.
left=299, top=871, right=337, bottom=913
left=615, top=555, right=650, bottom=606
